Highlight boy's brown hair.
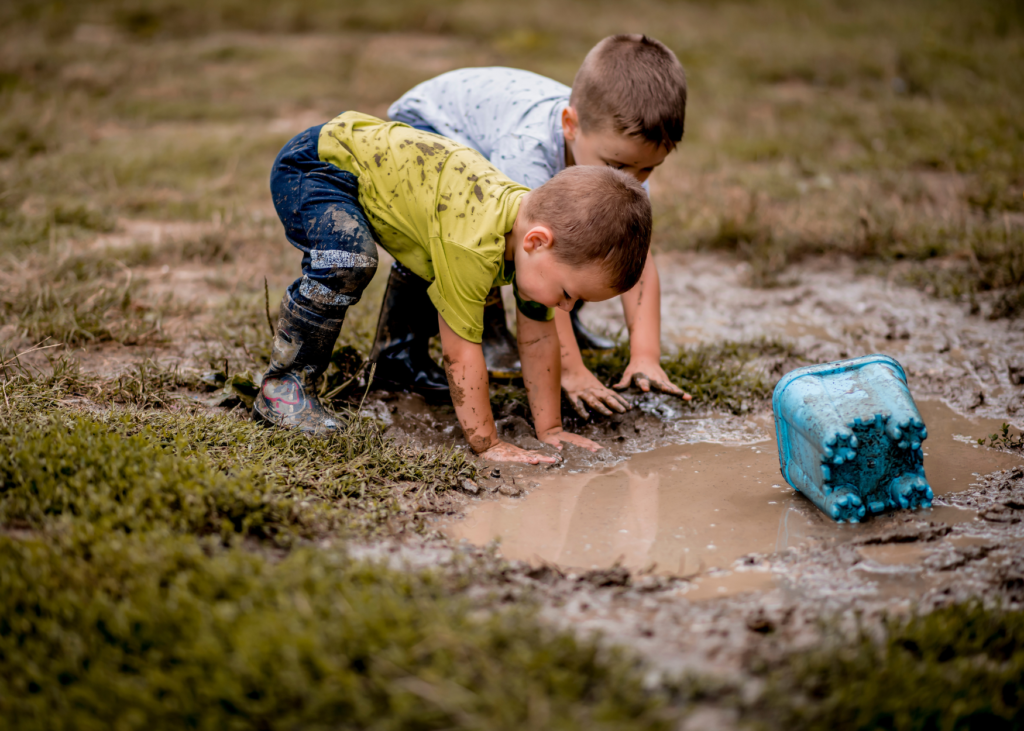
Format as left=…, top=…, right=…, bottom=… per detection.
left=570, top=34, right=687, bottom=150
left=526, top=166, right=651, bottom=293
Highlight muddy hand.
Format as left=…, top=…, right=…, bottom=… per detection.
left=538, top=427, right=603, bottom=453
left=561, top=368, right=630, bottom=417
left=614, top=360, right=691, bottom=400
left=478, top=439, right=560, bottom=464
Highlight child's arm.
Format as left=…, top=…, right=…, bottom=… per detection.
left=555, top=310, right=630, bottom=417
left=614, top=257, right=691, bottom=399
left=438, top=314, right=558, bottom=464
left=517, top=309, right=602, bottom=452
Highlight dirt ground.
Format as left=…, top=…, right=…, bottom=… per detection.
left=359, top=251, right=1024, bottom=708
left=24, top=237, right=1023, bottom=724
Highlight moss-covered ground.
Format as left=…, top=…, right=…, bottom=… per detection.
left=2, top=0, right=1024, bottom=727
left=751, top=603, right=1024, bottom=730
left=0, top=364, right=687, bottom=729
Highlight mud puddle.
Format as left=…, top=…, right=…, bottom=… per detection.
left=444, top=400, right=1024, bottom=598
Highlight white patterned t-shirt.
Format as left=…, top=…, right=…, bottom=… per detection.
left=388, top=67, right=569, bottom=190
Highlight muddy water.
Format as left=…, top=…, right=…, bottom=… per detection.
left=446, top=400, right=1023, bottom=594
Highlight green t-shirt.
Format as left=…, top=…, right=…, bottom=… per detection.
left=318, top=112, right=552, bottom=343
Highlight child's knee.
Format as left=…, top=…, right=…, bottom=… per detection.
left=309, top=248, right=379, bottom=294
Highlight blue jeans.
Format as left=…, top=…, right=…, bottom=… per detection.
left=270, top=124, right=379, bottom=317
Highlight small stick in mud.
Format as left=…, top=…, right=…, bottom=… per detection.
left=263, top=277, right=275, bottom=338
left=357, top=362, right=377, bottom=415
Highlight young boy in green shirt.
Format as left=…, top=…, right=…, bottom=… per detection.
left=255, top=113, right=652, bottom=464
left=379, top=34, right=691, bottom=416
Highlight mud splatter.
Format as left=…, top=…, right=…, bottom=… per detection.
left=442, top=354, right=465, bottom=408
left=415, top=141, right=446, bottom=157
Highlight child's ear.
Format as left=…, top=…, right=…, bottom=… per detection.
left=561, top=106, right=580, bottom=142
left=522, top=225, right=554, bottom=252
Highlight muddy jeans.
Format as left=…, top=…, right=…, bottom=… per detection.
left=270, top=124, right=379, bottom=318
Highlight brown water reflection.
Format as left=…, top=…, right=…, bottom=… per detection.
left=446, top=401, right=1022, bottom=590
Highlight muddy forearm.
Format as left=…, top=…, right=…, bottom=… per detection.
left=554, top=308, right=589, bottom=375
left=620, top=256, right=661, bottom=360
left=517, top=310, right=562, bottom=436
left=438, top=313, right=498, bottom=453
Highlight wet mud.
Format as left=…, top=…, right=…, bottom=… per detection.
left=371, top=253, right=1024, bottom=688
left=444, top=400, right=1023, bottom=595
left=587, top=252, right=1024, bottom=423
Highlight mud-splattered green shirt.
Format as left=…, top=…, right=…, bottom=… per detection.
left=318, top=112, right=549, bottom=343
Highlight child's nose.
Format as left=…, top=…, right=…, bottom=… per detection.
left=558, top=297, right=577, bottom=312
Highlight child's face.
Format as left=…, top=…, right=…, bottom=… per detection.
left=513, top=226, right=621, bottom=311
left=562, top=107, right=669, bottom=183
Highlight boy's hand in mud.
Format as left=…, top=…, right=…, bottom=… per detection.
left=537, top=427, right=603, bottom=453
left=614, top=359, right=692, bottom=400
left=561, top=366, right=630, bottom=417
left=478, top=439, right=560, bottom=464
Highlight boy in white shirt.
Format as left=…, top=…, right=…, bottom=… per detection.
left=373, top=34, right=691, bottom=416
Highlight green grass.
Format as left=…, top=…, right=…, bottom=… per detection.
left=0, top=360, right=476, bottom=536
left=584, top=338, right=802, bottom=415
left=0, top=532, right=679, bottom=731
left=977, top=423, right=1024, bottom=453
left=0, top=417, right=328, bottom=544
left=0, top=244, right=174, bottom=346
left=752, top=602, right=1024, bottom=730
left=0, top=362, right=683, bottom=729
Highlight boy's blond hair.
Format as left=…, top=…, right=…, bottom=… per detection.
left=526, top=166, right=651, bottom=293
left=570, top=34, right=688, bottom=151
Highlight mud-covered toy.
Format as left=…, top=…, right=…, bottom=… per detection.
left=773, top=354, right=933, bottom=523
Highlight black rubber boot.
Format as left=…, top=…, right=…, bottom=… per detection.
left=369, top=262, right=451, bottom=401
left=570, top=300, right=616, bottom=353
left=253, top=286, right=344, bottom=436
left=481, top=287, right=522, bottom=379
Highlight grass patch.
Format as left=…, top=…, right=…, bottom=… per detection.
left=0, top=417, right=329, bottom=545
left=2, top=278, right=159, bottom=346
left=0, top=260, right=172, bottom=347
left=0, top=533, right=679, bottom=730
left=895, top=217, right=1024, bottom=318
left=675, top=187, right=1024, bottom=314
left=0, top=360, right=476, bottom=535
left=752, top=602, right=1024, bottom=730
left=0, top=362, right=681, bottom=730
left=978, top=423, right=1024, bottom=454
left=3, top=0, right=1023, bottom=314
left=585, top=339, right=802, bottom=415
left=689, top=198, right=817, bottom=288
left=486, top=338, right=799, bottom=426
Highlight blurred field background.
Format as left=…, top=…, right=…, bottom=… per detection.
left=2, top=2, right=1024, bottom=728
left=2, top=0, right=1023, bottom=360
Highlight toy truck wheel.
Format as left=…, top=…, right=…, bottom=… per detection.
left=826, top=486, right=867, bottom=523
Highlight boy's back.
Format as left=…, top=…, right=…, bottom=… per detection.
left=389, top=67, right=570, bottom=189
left=318, top=112, right=529, bottom=342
